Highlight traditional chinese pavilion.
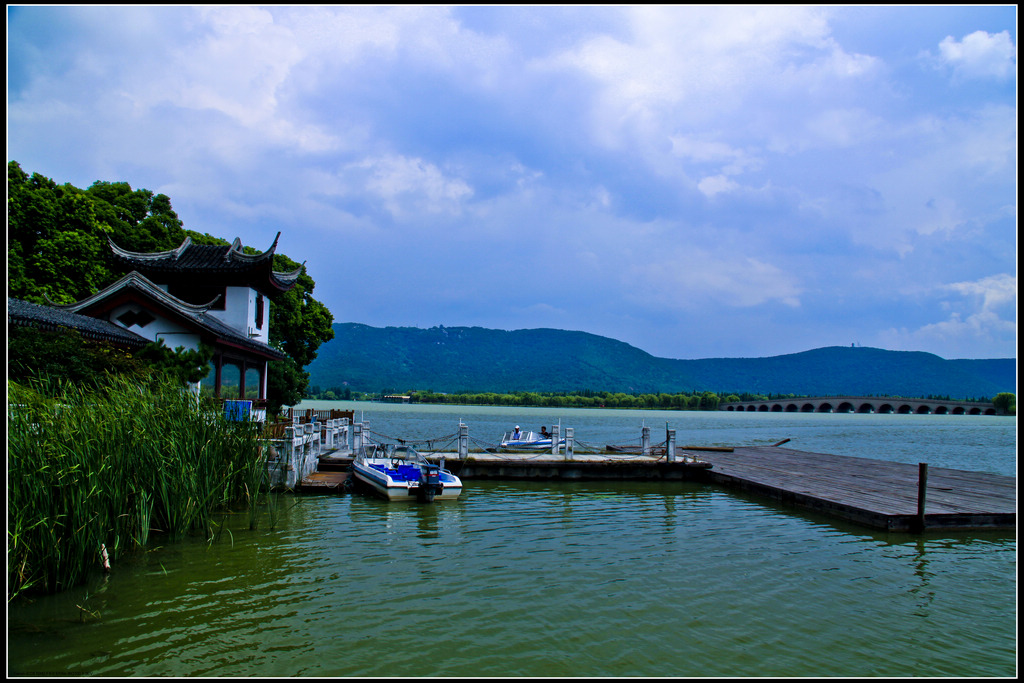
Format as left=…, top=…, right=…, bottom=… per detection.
left=48, top=233, right=302, bottom=411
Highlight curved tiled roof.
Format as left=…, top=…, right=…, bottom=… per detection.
left=52, top=271, right=288, bottom=361
left=8, top=297, right=150, bottom=349
left=108, top=233, right=304, bottom=294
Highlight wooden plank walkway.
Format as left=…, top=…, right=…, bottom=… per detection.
left=695, top=446, right=1016, bottom=532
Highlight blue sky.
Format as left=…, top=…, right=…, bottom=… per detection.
left=8, top=5, right=1017, bottom=360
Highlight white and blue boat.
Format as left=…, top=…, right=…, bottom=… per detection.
left=351, top=445, right=463, bottom=502
left=499, top=428, right=565, bottom=452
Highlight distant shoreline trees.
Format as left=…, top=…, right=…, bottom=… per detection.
left=305, top=387, right=738, bottom=410
left=992, top=392, right=1016, bottom=415
left=407, top=389, right=726, bottom=410
left=304, top=386, right=1007, bottom=412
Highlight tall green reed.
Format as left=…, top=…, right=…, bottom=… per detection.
left=8, top=374, right=269, bottom=599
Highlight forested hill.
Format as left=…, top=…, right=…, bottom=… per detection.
left=306, top=323, right=1016, bottom=399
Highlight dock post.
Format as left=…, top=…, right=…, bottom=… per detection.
left=641, top=426, right=651, bottom=457
left=353, top=422, right=363, bottom=454
left=551, top=424, right=560, bottom=455
left=916, top=462, right=928, bottom=532
left=459, top=423, right=469, bottom=459
left=565, top=427, right=574, bottom=460
left=666, top=429, right=676, bottom=462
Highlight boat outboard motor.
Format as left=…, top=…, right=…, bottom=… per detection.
left=417, top=464, right=442, bottom=503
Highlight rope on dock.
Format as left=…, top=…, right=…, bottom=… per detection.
left=418, top=435, right=460, bottom=457
left=468, top=435, right=500, bottom=451
left=363, top=428, right=459, bottom=451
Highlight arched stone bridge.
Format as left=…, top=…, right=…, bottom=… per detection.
left=719, top=396, right=1000, bottom=415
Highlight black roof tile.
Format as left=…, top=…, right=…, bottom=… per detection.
left=8, top=298, right=150, bottom=349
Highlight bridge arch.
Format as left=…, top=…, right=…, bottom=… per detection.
left=718, top=397, right=1001, bottom=416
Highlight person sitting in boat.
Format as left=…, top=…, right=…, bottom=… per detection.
left=512, top=425, right=522, bottom=440
left=540, top=426, right=550, bottom=438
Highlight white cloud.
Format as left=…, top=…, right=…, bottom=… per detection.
left=880, top=311, right=1016, bottom=359
left=343, top=155, right=474, bottom=219
left=937, top=30, right=1017, bottom=80
left=670, top=135, right=762, bottom=176
left=697, top=175, right=739, bottom=198
left=548, top=7, right=876, bottom=135
left=803, top=108, right=884, bottom=149
left=846, top=104, right=1016, bottom=252
left=944, top=273, right=1017, bottom=314
left=878, top=274, right=1017, bottom=357
left=625, top=247, right=802, bottom=310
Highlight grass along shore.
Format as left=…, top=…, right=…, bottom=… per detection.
left=8, top=375, right=274, bottom=599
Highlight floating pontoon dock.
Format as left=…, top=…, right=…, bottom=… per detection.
left=300, top=445, right=1014, bottom=533
left=696, top=445, right=1015, bottom=532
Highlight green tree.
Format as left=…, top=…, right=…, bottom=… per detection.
left=700, top=391, right=720, bottom=410
left=992, top=392, right=1015, bottom=415
left=268, top=357, right=310, bottom=415
left=86, top=180, right=186, bottom=253
left=268, top=252, right=335, bottom=368
left=8, top=162, right=111, bottom=303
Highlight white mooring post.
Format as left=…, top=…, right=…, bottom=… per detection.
left=353, top=422, right=364, bottom=454
left=551, top=424, right=560, bottom=456
left=459, top=423, right=469, bottom=460
left=666, top=429, right=676, bottom=462
left=340, top=417, right=350, bottom=452
left=641, top=426, right=651, bottom=457
left=565, top=427, right=574, bottom=461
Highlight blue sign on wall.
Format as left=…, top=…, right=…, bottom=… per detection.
left=224, top=400, right=253, bottom=421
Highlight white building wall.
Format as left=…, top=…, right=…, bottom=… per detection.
left=107, top=303, right=202, bottom=352
left=207, top=286, right=268, bottom=343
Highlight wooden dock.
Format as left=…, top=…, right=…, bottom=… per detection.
left=299, top=470, right=350, bottom=493
left=694, top=445, right=1015, bottom=532
left=299, top=454, right=352, bottom=493
left=441, top=454, right=711, bottom=481
left=297, top=447, right=1015, bottom=533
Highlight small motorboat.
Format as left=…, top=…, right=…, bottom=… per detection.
left=499, top=429, right=565, bottom=452
left=351, top=445, right=463, bottom=502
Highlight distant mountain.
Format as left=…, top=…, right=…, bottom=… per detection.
left=306, top=323, right=1016, bottom=399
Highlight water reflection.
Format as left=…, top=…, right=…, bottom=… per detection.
left=909, top=537, right=935, bottom=616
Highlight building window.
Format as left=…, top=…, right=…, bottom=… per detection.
left=256, top=293, right=265, bottom=330
left=117, top=309, right=155, bottom=328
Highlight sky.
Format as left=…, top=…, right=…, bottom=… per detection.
left=7, top=5, right=1017, bottom=361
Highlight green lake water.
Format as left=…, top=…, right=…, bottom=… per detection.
left=7, top=404, right=1017, bottom=677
